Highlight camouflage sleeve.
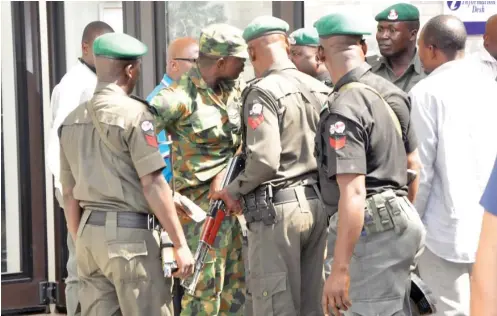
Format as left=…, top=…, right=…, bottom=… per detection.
left=126, top=110, right=166, bottom=178
left=225, top=89, right=281, bottom=199
left=149, top=89, right=187, bottom=132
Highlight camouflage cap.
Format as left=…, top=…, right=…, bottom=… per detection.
left=199, top=23, right=248, bottom=59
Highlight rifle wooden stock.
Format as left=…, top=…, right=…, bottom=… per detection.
left=181, top=155, right=245, bottom=294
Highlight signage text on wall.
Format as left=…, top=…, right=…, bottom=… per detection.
left=445, top=1, right=497, bottom=35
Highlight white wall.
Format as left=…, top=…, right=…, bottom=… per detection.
left=304, top=0, right=484, bottom=57
left=64, top=1, right=123, bottom=71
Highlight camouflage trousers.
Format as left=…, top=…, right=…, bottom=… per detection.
left=179, top=185, right=245, bottom=316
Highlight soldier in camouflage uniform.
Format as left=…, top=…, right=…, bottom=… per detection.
left=150, top=24, right=247, bottom=316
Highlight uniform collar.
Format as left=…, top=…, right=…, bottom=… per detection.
left=94, top=82, right=128, bottom=96
left=334, top=62, right=372, bottom=91
left=262, top=60, right=297, bottom=77
left=317, top=71, right=332, bottom=84
left=78, top=58, right=96, bottom=74
left=373, top=50, right=423, bottom=74
left=187, top=64, right=231, bottom=109
left=161, top=73, right=173, bottom=87
left=189, top=64, right=210, bottom=90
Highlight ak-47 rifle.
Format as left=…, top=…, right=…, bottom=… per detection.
left=181, top=154, right=245, bottom=295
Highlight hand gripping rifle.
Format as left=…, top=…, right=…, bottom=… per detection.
left=181, top=154, right=245, bottom=295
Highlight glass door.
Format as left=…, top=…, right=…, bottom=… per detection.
left=1, top=1, right=49, bottom=314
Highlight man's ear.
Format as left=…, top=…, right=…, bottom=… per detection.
left=170, top=60, right=178, bottom=71
left=125, top=63, right=133, bottom=78
left=248, top=47, right=256, bottom=63
left=82, top=42, right=90, bottom=56
left=429, top=45, right=438, bottom=61
left=483, top=34, right=489, bottom=48
left=361, top=41, right=368, bottom=56
left=216, top=57, right=227, bottom=70
left=410, top=29, right=419, bottom=42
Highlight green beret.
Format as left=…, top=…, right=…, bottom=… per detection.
left=243, top=16, right=289, bottom=42
left=314, top=13, right=372, bottom=37
left=199, top=24, right=248, bottom=59
left=93, top=33, right=147, bottom=60
left=375, top=3, right=419, bottom=22
left=289, top=28, right=319, bottom=46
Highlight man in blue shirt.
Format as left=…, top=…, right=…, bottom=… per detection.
left=471, top=156, right=497, bottom=316
left=146, top=37, right=199, bottom=182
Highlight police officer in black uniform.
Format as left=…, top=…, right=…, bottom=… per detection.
left=314, top=13, right=426, bottom=316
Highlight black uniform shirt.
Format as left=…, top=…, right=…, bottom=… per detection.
left=316, top=64, right=408, bottom=214
left=356, top=63, right=418, bottom=154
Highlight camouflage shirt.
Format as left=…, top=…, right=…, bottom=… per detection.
left=150, top=65, right=245, bottom=193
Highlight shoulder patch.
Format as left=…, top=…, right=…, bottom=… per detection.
left=247, top=101, right=265, bottom=130
left=329, top=120, right=347, bottom=150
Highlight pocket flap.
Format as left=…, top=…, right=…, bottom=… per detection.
left=107, top=241, right=148, bottom=261
left=190, top=109, right=221, bottom=133
left=251, top=272, right=287, bottom=298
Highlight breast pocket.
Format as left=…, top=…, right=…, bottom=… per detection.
left=189, top=109, right=222, bottom=144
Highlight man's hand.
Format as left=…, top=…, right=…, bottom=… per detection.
left=173, top=199, right=190, bottom=220
left=172, top=245, right=195, bottom=279
left=210, top=189, right=242, bottom=215
left=322, top=265, right=352, bottom=316
left=208, top=169, right=226, bottom=199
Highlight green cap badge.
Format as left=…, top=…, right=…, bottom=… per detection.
left=375, top=3, right=420, bottom=22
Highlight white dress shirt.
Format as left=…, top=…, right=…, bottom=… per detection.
left=409, top=58, right=497, bottom=263
left=468, top=49, right=497, bottom=80
left=46, top=60, right=97, bottom=194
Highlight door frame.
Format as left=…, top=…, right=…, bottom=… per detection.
left=1, top=1, right=49, bottom=314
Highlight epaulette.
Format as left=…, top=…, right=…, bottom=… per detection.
left=130, top=95, right=159, bottom=116
left=320, top=103, right=329, bottom=115
left=241, top=77, right=263, bottom=101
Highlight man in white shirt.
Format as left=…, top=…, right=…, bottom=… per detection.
left=46, top=21, right=113, bottom=316
left=469, top=14, right=497, bottom=80
left=410, top=15, right=497, bottom=316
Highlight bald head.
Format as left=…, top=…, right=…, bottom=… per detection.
left=248, top=33, right=290, bottom=78
left=95, top=57, right=141, bottom=94
left=82, top=21, right=114, bottom=44
left=81, top=21, right=114, bottom=66
left=421, top=15, right=466, bottom=59
left=167, top=37, right=199, bottom=61
left=484, top=14, right=497, bottom=60
left=165, top=37, right=199, bottom=80
left=318, top=35, right=366, bottom=84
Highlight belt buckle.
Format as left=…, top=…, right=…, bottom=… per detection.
left=147, top=214, right=156, bottom=230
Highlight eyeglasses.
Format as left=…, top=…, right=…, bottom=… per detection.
left=173, top=58, right=197, bottom=63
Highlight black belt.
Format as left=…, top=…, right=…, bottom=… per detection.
left=272, top=186, right=318, bottom=205
left=86, top=210, right=155, bottom=229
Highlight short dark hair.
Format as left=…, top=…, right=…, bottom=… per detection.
left=422, top=15, right=466, bottom=59
left=81, top=21, right=114, bottom=44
